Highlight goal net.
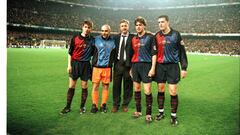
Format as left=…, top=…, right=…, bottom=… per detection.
left=40, top=40, right=66, bottom=48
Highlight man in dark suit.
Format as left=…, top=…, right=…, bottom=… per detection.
left=111, top=19, right=134, bottom=113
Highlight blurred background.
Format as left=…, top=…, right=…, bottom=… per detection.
left=7, top=0, right=240, bottom=55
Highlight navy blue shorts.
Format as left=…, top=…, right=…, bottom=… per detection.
left=69, top=61, right=92, bottom=81
left=154, top=63, right=180, bottom=84
left=131, top=63, right=152, bottom=83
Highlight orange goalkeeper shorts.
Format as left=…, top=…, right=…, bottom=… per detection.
left=92, top=67, right=111, bottom=84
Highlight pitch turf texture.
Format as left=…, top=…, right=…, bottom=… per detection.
left=7, top=48, right=239, bottom=135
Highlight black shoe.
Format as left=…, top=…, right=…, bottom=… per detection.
left=80, top=107, right=86, bottom=114
left=100, top=103, right=107, bottom=113
left=60, top=107, right=71, bottom=115
left=122, top=105, right=128, bottom=112
left=111, top=106, right=118, bottom=113
left=170, top=116, right=178, bottom=126
left=90, top=104, right=98, bottom=113
left=155, top=112, right=165, bottom=121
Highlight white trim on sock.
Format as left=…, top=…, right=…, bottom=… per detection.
left=171, top=113, right=177, bottom=117
left=159, top=109, right=164, bottom=112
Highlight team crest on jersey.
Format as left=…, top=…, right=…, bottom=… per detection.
left=153, top=45, right=156, bottom=50
left=79, top=44, right=86, bottom=48
left=162, top=40, right=166, bottom=45
left=166, top=40, right=171, bottom=44
left=134, top=43, right=141, bottom=48
left=180, top=40, right=185, bottom=45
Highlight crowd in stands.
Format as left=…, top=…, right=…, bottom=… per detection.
left=7, top=30, right=240, bottom=55
left=7, top=31, right=72, bottom=48
left=7, top=0, right=240, bottom=55
left=7, top=0, right=240, bottom=33
left=185, top=39, right=240, bottom=55
left=61, top=0, right=239, bottom=8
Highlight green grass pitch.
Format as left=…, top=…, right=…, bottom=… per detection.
left=7, top=48, right=239, bottom=135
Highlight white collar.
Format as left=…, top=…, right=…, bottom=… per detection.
left=121, top=32, right=129, bottom=37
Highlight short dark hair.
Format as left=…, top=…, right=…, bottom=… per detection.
left=82, top=20, right=93, bottom=28
left=134, top=16, right=147, bottom=26
left=158, top=15, right=169, bottom=22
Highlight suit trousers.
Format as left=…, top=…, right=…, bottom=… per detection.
left=112, top=60, right=133, bottom=107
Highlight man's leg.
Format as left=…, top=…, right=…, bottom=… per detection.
left=101, top=83, right=109, bottom=113
left=60, top=78, right=77, bottom=114
left=132, top=82, right=142, bottom=118
left=169, top=84, right=178, bottom=126
left=143, top=83, right=153, bottom=123
left=91, top=82, right=99, bottom=113
left=80, top=80, right=88, bottom=114
left=156, top=83, right=166, bottom=120
left=122, top=67, right=133, bottom=112
left=112, top=66, right=123, bottom=112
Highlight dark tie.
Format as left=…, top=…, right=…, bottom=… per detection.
left=119, top=36, right=126, bottom=62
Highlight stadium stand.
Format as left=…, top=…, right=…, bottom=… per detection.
left=7, top=30, right=72, bottom=48
left=185, top=39, right=239, bottom=55
left=49, top=0, right=240, bottom=9
left=7, top=0, right=240, bottom=55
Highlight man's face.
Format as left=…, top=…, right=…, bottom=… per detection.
left=101, top=25, right=110, bottom=38
left=158, top=18, right=169, bottom=31
left=120, top=22, right=129, bottom=35
left=82, top=24, right=92, bottom=35
left=135, top=22, right=145, bottom=34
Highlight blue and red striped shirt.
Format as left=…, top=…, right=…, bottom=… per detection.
left=68, top=34, right=94, bottom=61
left=155, top=28, right=188, bottom=70
left=131, top=33, right=157, bottom=63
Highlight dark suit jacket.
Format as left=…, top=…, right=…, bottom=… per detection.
left=114, top=33, right=134, bottom=67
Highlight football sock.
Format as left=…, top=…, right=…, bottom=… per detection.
left=157, top=92, right=165, bottom=112
left=66, top=88, right=75, bottom=108
left=135, top=91, right=141, bottom=112
left=171, top=95, right=178, bottom=114
left=171, top=113, right=177, bottom=117
left=146, top=93, right=153, bottom=115
left=101, top=89, right=109, bottom=106
left=159, top=109, right=164, bottom=113
left=80, top=88, right=88, bottom=108
left=92, top=90, right=99, bottom=107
